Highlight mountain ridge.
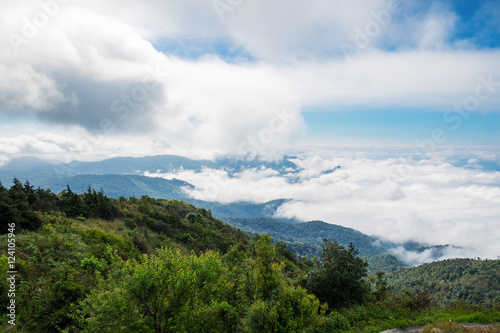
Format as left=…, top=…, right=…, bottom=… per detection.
left=0, top=154, right=466, bottom=269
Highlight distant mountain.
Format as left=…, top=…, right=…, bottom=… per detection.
left=366, top=254, right=408, bottom=274
left=35, top=174, right=192, bottom=201
left=0, top=154, right=303, bottom=185
left=0, top=155, right=216, bottom=184
left=190, top=199, right=297, bottom=221
left=0, top=156, right=52, bottom=171
left=225, top=217, right=388, bottom=257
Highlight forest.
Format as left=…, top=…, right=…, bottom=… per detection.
left=1, top=179, right=500, bottom=332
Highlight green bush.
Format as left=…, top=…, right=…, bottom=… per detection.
left=317, top=311, right=351, bottom=332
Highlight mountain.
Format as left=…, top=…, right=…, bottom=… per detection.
left=190, top=199, right=297, bottom=221
left=225, top=217, right=388, bottom=257
left=35, top=174, right=192, bottom=201
left=385, top=258, right=500, bottom=306
left=0, top=154, right=462, bottom=270
left=0, top=154, right=303, bottom=185
left=0, top=155, right=215, bottom=184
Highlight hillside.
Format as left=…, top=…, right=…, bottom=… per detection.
left=226, top=217, right=411, bottom=273
left=0, top=180, right=311, bottom=331
left=386, top=259, right=500, bottom=306
left=1, top=181, right=500, bottom=332
left=227, top=217, right=387, bottom=256
left=0, top=174, right=456, bottom=272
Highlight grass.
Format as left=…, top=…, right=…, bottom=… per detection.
left=338, top=299, right=500, bottom=333
left=435, top=303, right=500, bottom=324
left=423, top=321, right=500, bottom=333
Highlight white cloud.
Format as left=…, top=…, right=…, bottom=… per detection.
left=218, top=0, right=392, bottom=60
left=415, top=13, right=456, bottom=50
left=147, top=147, right=500, bottom=259
left=389, top=245, right=479, bottom=266
left=0, top=64, right=65, bottom=111
left=292, top=50, right=500, bottom=110
left=0, top=0, right=499, bottom=163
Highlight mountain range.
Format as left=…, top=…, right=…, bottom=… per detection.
left=0, top=154, right=462, bottom=270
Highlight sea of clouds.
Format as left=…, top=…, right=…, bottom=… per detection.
left=147, top=146, right=500, bottom=261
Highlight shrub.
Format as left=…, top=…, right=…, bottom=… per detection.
left=317, top=311, right=351, bottom=332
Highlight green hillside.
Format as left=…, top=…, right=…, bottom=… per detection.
left=226, top=217, right=411, bottom=274
left=1, top=180, right=499, bottom=332
left=5, top=173, right=454, bottom=274
left=386, top=258, right=500, bottom=306
left=0, top=179, right=315, bottom=331
left=226, top=217, right=388, bottom=257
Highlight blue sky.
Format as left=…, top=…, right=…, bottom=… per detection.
left=450, top=0, right=500, bottom=48
left=147, top=0, right=500, bottom=148
left=0, top=0, right=499, bottom=163
left=303, top=110, right=500, bottom=145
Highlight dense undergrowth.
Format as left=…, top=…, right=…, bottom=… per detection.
left=1, top=179, right=499, bottom=332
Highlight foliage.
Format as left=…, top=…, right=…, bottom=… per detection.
left=1, top=181, right=500, bottom=332
left=386, top=259, right=500, bottom=306
left=0, top=179, right=42, bottom=232
left=77, top=248, right=236, bottom=333
left=366, top=253, right=408, bottom=274
left=227, top=217, right=388, bottom=257
left=76, top=235, right=325, bottom=333
left=306, top=239, right=370, bottom=309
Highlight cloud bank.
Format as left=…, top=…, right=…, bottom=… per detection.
left=147, top=147, right=500, bottom=259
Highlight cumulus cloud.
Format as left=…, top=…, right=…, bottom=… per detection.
left=0, top=1, right=307, bottom=157
left=0, top=64, right=65, bottom=112
left=0, top=0, right=499, bottom=163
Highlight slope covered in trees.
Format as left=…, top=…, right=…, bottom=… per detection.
left=1, top=180, right=499, bottom=332
left=386, top=258, right=500, bottom=306
left=226, top=217, right=388, bottom=257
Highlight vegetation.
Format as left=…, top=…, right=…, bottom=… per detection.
left=423, top=321, right=500, bottom=333
left=306, top=240, right=370, bottom=309
left=365, top=254, right=408, bottom=274
left=386, top=258, right=500, bottom=306
left=1, top=179, right=500, bottom=332
left=226, top=218, right=388, bottom=257
left=227, top=217, right=412, bottom=274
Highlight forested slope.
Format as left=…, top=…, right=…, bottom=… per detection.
left=226, top=217, right=388, bottom=257
left=1, top=179, right=499, bottom=332
left=386, top=259, right=500, bottom=306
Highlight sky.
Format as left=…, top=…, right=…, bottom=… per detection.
left=0, top=0, right=499, bottom=259
left=0, top=0, right=499, bottom=163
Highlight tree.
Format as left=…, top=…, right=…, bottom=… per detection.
left=0, top=181, right=17, bottom=233
left=59, top=185, right=89, bottom=218
left=3, top=178, right=42, bottom=231
left=83, top=186, right=115, bottom=220
left=77, top=247, right=237, bottom=333
left=306, top=239, right=370, bottom=309
left=240, top=235, right=324, bottom=332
